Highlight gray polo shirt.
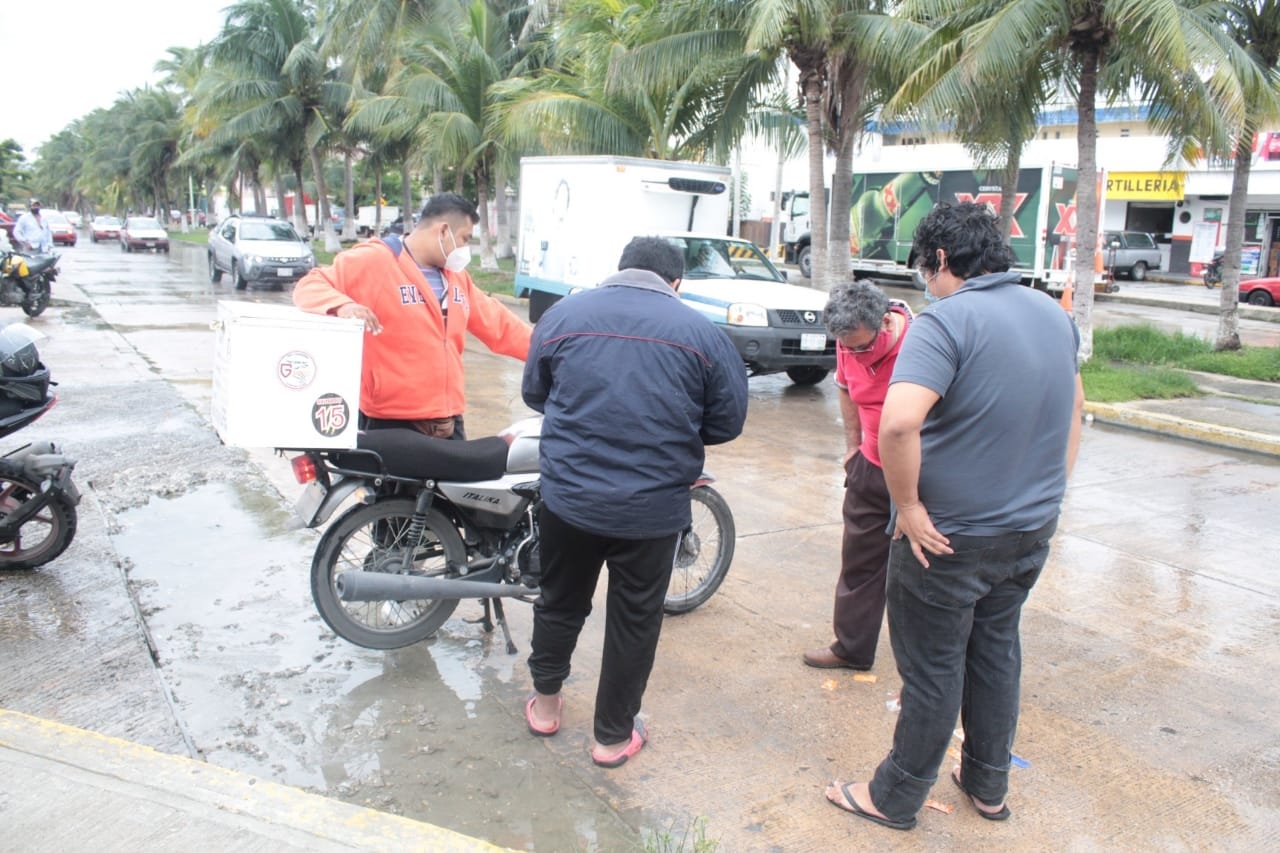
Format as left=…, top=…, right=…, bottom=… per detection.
left=889, top=272, right=1079, bottom=536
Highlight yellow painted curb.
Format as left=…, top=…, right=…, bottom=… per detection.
left=0, top=709, right=509, bottom=852
left=1084, top=402, right=1280, bottom=458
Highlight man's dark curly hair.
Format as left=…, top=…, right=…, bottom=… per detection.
left=912, top=201, right=1015, bottom=281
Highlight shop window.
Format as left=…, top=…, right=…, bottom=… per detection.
left=1124, top=203, right=1174, bottom=237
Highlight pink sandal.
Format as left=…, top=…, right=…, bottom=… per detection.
left=525, top=694, right=561, bottom=737
left=591, top=719, right=648, bottom=768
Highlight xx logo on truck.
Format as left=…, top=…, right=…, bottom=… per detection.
left=312, top=393, right=350, bottom=437
left=952, top=192, right=1030, bottom=237
left=278, top=351, right=317, bottom=389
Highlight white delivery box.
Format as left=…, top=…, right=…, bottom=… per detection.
left=212, top=301, right=365, bottom=448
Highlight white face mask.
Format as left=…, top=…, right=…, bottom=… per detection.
left=440, top=226, right=471, bottom=272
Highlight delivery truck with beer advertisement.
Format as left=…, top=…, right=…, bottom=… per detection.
left=515, top=155, right=837, bottom=385
left=780, top=164, right=1088, bottom=293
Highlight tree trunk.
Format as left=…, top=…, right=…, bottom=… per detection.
left=401, top=162, right=414, bottom=228
left=827, top=61, right=865, bottom=285
left=342, top=151, right=357, bottom=242
left=494, top=162, right=513, bottom=259
left=308, top=146, right=340, bottom=253
left=800, top=65, right=828, bottom=288
left=999, top=147, right=1022, bottom=244
left=477, top=160, right=497, bottom=271
left=432, top=167, right=443, bottom=195
left=374, top=171, right=383, bottom=235
left=1216, top=132, right=1248, bottom=351
left=1071, top=45, right=1101, bottom=362
left=291, top=161, right=308, bottom=235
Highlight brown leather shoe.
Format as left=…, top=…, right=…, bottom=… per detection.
left=803, top=646, right=871, bottom=671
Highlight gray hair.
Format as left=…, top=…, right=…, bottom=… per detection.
left=824, top=280, right=890, bottom=337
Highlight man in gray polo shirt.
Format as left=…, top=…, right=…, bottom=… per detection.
left=826, top=201, right=1084, bottom=831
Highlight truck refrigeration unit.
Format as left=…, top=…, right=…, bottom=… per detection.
left=515, top=155, right=838, bottom=385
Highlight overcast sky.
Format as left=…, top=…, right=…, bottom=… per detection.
left=3, top=0, right=231, bottom=156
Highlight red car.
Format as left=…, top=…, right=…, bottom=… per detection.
left=46, top=211, right=77, bottom=246
left=1239, top=277, right=1280, bottom=307
left=90, top=215, right=122, bottom=243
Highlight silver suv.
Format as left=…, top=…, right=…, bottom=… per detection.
left=207, top=214, right=316, bottom=290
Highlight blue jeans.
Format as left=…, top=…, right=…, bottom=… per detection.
left=868, top=518, right=1057, bottom=822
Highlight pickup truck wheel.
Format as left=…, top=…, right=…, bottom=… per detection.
left=528, top=290, right=560, bottom=323
left=797, top=245, right=812, bottom=279
left=233, top=262, right=248, bottom=290
left=208, top=253, right=223, bottom=283
left=786, top=366, right=829, bottom=386
left=1129, top=261, right=1147, bottom=281
left=1247, top=289, right=1274, bottom=306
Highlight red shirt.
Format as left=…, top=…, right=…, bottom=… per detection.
left=833, top=305, right=912, bottom=467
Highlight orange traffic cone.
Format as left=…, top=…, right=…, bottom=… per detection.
left=1059, top=279, right=1073, bottom=313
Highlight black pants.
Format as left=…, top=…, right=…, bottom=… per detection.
left=359, top=413, right=466, bottom=440
left=528, top=506, right=678, bottom=745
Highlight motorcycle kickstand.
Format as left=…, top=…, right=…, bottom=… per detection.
left=490, top=598, right=518, bottom=654
left=465, top=599, right=496, bottom=633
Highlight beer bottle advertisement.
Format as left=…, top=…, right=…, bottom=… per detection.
left=849, top=171, right=942, bottom=261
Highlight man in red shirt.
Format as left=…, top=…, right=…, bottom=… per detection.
left=803, top=281, right=912, bottom=671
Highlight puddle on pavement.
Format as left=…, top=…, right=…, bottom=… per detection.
left=112, top=480, right=644, bottom=850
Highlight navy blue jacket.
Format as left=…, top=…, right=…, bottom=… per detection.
left=522, top=270, right=749, bottom=537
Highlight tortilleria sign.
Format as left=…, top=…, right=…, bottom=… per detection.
left=1105, top=171, right=1186, bottom=201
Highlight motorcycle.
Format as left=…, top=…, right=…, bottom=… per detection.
left=0, top=324, right=80, bottom=569
left=1203, top=252, right=1224, bottom=288
left=281, top=417, right=736, bottom=651
left=0, top=250, right=59, bottom=317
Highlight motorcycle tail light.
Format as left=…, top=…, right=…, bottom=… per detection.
left=291, top=454, right=318, bottom=484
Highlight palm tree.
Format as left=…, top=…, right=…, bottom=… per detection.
left=1203, top=1, right=1280, bottom=350
left=908, top=0, right=1238, bottom=360
left=199, top=0, right=348, bottom=249
left=349, top=0, right=541, bottom=269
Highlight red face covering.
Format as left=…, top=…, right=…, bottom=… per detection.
left=851, top=326, right=895, bottom=367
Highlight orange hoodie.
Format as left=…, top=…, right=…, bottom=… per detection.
left=293, top=240, right=531, bottom=420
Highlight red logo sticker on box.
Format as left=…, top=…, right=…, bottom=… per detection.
left=278, top=351, right=317, bottom=389
left=312, top=393, right=350, bottom=437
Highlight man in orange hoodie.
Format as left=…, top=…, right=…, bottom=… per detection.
left=294, top=194, right=531, bottom=439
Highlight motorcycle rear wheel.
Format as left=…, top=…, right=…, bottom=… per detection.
left=0, top=471, right=78, bottom=570
left=664, top=486, right=735, bottom=615
left=311, top=498, right=463, bottom=649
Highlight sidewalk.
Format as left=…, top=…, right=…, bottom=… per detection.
left=0, top=710, right=508, bottom=852
left=1084, top=274, right=1280, bottom=457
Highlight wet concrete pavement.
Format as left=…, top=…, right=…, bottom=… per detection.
left=1, top=240, right=1278, bottom=850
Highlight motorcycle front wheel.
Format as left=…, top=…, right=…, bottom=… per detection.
left=311, top=498, right=464, bottom=649
left=664, top=486, right=735, bottom=615
left=0, top=471, right=78, bottom=570
left=21, top=278, right=50, bottom=317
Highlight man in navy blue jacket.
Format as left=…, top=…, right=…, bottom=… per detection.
left=521, top=236, right=748, bottom=767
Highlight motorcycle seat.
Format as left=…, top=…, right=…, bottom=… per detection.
left=338, top=428, right=510, bottom=482
left=23, top=255, right=57, bottom=275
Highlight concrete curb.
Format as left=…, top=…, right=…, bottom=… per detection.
left=1096, top=290, right=1280, bottom=323
left=0, top=710, right=509, bottom=852
left=1083, top=400, right=1280, bottom=458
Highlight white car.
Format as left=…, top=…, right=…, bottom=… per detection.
left=62, top=211, right=82, bottom=229
left=207, top=214, right=316, bottom=290
left=664, top=234, right=835, bottom=385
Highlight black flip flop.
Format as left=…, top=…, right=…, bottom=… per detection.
left=951, top=769, right=1012, bottom=820
left=826, top=782, right=917, bottom=831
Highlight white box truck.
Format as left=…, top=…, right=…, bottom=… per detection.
left=515, top=155, right=837, bottom=385
left=212, top=301, right=364, bottom=448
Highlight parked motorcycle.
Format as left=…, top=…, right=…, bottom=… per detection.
left=0, top=324, right=79, bottom=569
left=1203, top=251, right=1224, bottom=288
left=0, top=250, right=59, bottom=317
left=282, top=417, right=735, bottom=651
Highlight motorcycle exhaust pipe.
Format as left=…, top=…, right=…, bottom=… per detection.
left=336, top=571, right=537, bottom=602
